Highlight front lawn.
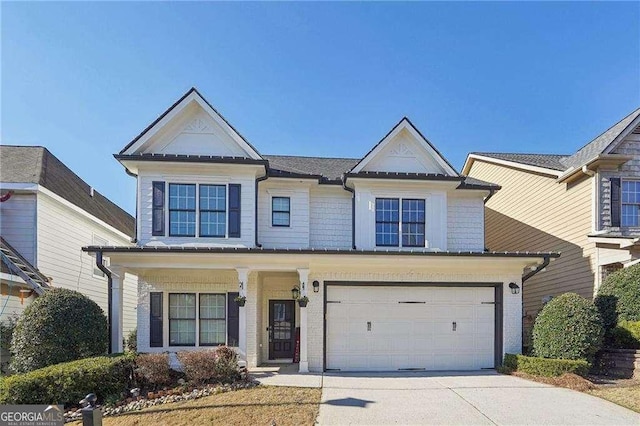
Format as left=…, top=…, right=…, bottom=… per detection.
left=588, top=382, right=640, bottom=414
left=80, top=386, right=321, bottom=426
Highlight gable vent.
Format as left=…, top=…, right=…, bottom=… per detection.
left=632, top=125, right=640, bottom=135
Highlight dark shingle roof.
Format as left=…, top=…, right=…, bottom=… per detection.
left=470, top=152, right=570, bottom=171
left=0, top=146, right=135, bottom=237
left=561, top=108, right=640, bottom=169
left=264, top=155, right=359, bottom=181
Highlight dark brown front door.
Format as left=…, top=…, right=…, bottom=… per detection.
left=269, top=300, right=295, bottom=359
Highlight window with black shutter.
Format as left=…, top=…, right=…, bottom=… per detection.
left=149, top=292, right=163, bottom=347
left=152, top=182, right=165, bottom=236
left=227, top=292, right=240, bottom=347
left=611, top=178, right=621, bottom=227
left=228, top=184, right=241, bottom=238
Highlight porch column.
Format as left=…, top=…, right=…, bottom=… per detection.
left=297, top=268, right=310, bottom=373
left=236, top=268, right=249, bottom=366
left=110, top=267, right=124, bottom=353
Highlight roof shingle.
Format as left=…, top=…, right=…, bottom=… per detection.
left=470, top=152, right=570, bottom=171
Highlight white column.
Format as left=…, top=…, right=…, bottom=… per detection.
left=297, top=268, right=310, bottom=373
left=110, top=267, right=124, bottom=353
left=236, top=268, right=249, bottom=366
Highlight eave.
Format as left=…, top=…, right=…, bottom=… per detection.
left=557, top=154, right=632, bottom=183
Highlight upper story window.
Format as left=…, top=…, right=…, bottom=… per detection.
left=199, top=185, right=226, bottom=237
left=621, top=180, right=640, bottom=227
left=169, top=184, right=196, bottom=236
left=272, top=197, right=291, bottom=227
left=154, top=181, right=241, bottom=239
left=375, top=198, right=425, bottom=247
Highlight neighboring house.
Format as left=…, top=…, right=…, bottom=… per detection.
left=85, top=88, right=555, bottom=373
left=463, top=107, right=640, bottom=347
left=0, top=146, right=138, bottom=355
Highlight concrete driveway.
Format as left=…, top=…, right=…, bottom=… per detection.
left=318, top=371, right=640, bottom=425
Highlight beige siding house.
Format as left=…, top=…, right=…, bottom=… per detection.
left=463, top=108, right=640, bottom=348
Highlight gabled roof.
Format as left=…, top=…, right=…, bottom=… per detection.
left=119, top=87, right=263, bottom=160
left=561, top=107, right=640, bottom=169
left=469, top=153, right=570, bottom=171
left=349, top=117, right=459, bottom=176
left=0, top=146, right=135, bottom=237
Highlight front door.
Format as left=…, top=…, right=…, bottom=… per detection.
left=269, top=300, right=295, bottom=359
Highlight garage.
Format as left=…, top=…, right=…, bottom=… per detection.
left=325, top=283, right=501, bottom=372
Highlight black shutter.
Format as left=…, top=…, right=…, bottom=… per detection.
left=152, top=182, right=165, bottom=236
left=227, top=292, right=239, bottom=347
left=611, top=178, right=621, bottom=227
left=150, top=292, right=163, bottom=347
left=228, top=184, right=241, bottom=238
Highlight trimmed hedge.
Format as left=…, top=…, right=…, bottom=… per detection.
left=503, top=353, right=590, bottom=377
left=595, top=264, right=640, bottom=330
left=178, top=346, right=240, bottom=385
left=10, top=288, right=108, bottom=373
left=0, top=354, right=134, bottom=407
left=532, top=293, right=604, bottom=361
left=609, top=320, right=640, bottom=349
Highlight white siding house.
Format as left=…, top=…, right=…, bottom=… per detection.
left=87, top=88, right=556, bottom=372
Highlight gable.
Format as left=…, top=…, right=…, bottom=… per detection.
left=610, top=124, right=640, bottom=156
left=120, top=88, right=262, bottom=160
left=352, top=118, right=458, bottom=176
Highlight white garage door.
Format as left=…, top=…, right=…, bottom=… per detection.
left=326, top=285, right=496, bottom=371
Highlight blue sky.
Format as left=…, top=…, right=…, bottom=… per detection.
left=2, top=2, right=639, bottom=215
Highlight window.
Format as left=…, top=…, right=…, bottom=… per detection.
left=272, top=197, right=291, bottom=227
left=199, top=185, right=226, bottom=237
left=375, top=198, right=399, bottom=246
left=199, top=294, right=226, bottom=346
left=402, top=199, right=425, bottom=247
left=169, top=184, right=196, bottom=236
left=169, top=293, right=196, bottom=346
left=92, top=235, right=108, bottom=277
left=621, top=180, right=640, bottom=226
left=375, top=198, right=426, bottom=247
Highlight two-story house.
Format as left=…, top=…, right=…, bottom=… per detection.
left=463, top=107, right=640, bottom=347
left=0, top=146, right=139, bottom=358
left=85, top=88, right=556, bottom=373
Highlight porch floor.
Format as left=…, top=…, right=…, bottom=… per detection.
left=249, top=363, right=323, bottom=388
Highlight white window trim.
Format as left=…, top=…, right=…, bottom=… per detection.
left=374, top=196, right=427, bottom=248
left=621, top=178, right=640, bottom=228
left=167, top=291, right=228, bottom=348
left=165, top=182, right=231, bottom=239
left=267, top=190, right=295, bottom=228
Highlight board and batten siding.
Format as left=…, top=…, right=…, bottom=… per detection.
left=35, top=191, right=137, bottom=334
left=309, top=187, right=352, bottom=249
left=0, top=193, right=37, bottom=265
left=447, top=195, right=485, bottom=251
left=466, top=160, right=596, bottom=337
left=257, top=181, right=310, bottom=249
left=137, top=171, right=256, bottom=247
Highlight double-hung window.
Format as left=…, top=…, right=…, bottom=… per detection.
left=272, top=197, right=291, bottom=227
left=621, top=180, right=640, bottom=227
left=169, top=293, right=196, bottom=346
left=169, top=184, right=196, bottom=236
left=375, top=198, right=425, bottom=247
left=199, top=185, right=226, bottom=237
left=199, top=294, right=226, bottom=346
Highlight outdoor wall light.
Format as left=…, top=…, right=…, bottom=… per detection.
left=291, top=286, right=300, bottom=300
left=509, top=282, right=520, bottom=295
left=312, top=280, right=320, bottom=293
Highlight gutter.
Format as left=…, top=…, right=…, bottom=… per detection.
left=484, top=188, right=496, bottom=204
left=342, top=179, right=356, bottom=249
left=522, top=255, right=552, bottom=282
left=254, top=173, right=269, bottom=247
left=95, top=251, right=114, bottom=354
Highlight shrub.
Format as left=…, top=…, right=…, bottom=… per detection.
left=0, top=354, right=134, bottom=407
left=178, top=346, right=239, bottom=385
left=134, top=353, right=171, bottom=388
left=126, top=328, right=137, bottom=353
left=10, top=288, right=108, bottom=373
left=503, top=353, right=590, bottom=377
left=532, top=292, right=604, bottom=361
left=609, top=320, right=640, bottom=349
left=595, top=265, right=640, bottom=330
left=0, top=315, right=18, bottom=354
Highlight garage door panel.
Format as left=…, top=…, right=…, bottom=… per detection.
left=326, top=285, right=496, bottom=372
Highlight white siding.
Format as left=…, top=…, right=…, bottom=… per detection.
left=257, top=181, right=309, bottom=249
left=36, top=192, right=137, bottom=335
left=0, top=193, right=37, bottom=265
left=447, top=195, right=485, bottom=251
left=309, top=186, right=352, bottom=249
left=138, top=170, right=256, bottom=247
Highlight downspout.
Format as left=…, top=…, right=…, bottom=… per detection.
left=342, top=178, right=356, bottom=249
left=95, top=251, right=113, bottom=353
left=254, top=172, right=269, bottom=248
left=484, top=188, right=496, bottom=204
left=522, top=255, right=551, bottom=283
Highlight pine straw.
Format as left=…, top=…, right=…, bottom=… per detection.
left=510, top=371, right=597, bottom=392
